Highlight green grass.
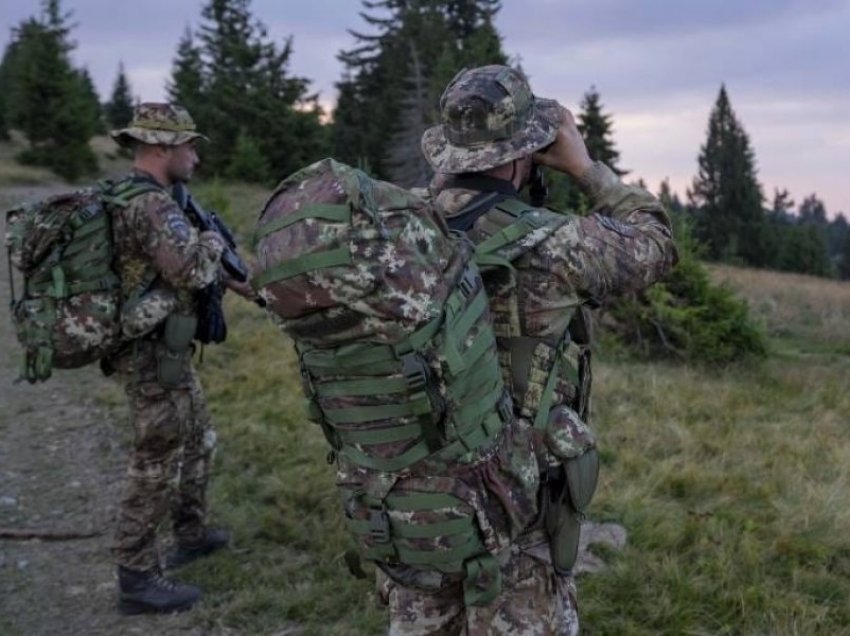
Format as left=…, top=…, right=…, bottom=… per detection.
left=5, top=151, right=850, bottom=634
left=187, top=191, right=850, bottom=635
left=184, top=258, right=850, bottom=634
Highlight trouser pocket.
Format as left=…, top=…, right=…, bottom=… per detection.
left=156, top=313, right=197, bottom=388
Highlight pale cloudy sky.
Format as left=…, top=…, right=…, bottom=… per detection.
left=2, top=0, right=848, bottom=215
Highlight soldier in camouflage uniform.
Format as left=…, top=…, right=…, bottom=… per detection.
left=105, top=103, right=250, bottom=614
left=376, top=66, right=678, bottom=634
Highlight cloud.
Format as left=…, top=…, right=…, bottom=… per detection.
left=1, top=0, right=846, bottom=213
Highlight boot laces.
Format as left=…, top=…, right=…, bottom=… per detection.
left=151, top=570, right=180, bottom=592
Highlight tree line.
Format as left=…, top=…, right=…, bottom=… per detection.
left=1, top=0, right=846, bottom=282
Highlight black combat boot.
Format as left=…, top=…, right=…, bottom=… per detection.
left=117, top=565, right=201, bottom=615
left=166, top=527, right=230, bottom=569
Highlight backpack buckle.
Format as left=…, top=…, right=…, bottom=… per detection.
left=369, top=506, right=391, bottom=544
left=400, top=353, right=427, bottom=391
left=458, top=268, right=477, bottom=298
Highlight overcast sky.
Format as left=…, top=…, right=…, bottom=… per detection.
left=2, top=0, right=848, bottom=216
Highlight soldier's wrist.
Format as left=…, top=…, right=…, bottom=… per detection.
left=578, top=161, right=618, bottom=198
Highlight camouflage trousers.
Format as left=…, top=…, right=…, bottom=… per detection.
left=381, top=530, right=579, bottom=636
left=111, top=341, right=216, bottom=571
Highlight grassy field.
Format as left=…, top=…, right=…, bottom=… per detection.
left=5, top=150, right=850, bottom=634
left=180, top=186, right=850, bottom=635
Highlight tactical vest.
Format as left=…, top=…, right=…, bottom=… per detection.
left=253, top=159, right=540, bottom=605
left=448, top=196, right=594, bottom=428
left=447, top=193, right=600, bottom=574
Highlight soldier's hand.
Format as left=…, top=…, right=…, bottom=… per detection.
left=222, top=263, right=259, bottom=302
left=532, top=105, right=594, bottom=179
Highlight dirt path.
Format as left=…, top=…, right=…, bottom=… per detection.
left=0, top=185, right=212, bottom=636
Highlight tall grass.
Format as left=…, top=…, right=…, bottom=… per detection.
left=708, top=263, right=850, bottom=355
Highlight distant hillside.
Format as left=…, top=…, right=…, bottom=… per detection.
left=708, top=262, right=850, bottom=355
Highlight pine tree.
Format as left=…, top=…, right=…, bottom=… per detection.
left=167, top=0, right=327, bottom=181
left=770, top=188, right=795, bottom=223
left=226, top=129, right=270, bottom=182
left=6, top=0, right=98, bottom=179
left=167, top=29, right=206, bottom=116
left=106, top=62, right=134, bottom=128
left=689, top=85, right=764, bottom=266
left=77, top=67, right=104, bottom=133
left=333, top=0, right=505, bottom=183
left=543, top=85, right=624, bottom=214
left=798, top=193, right=827, bottom=225
left=0, top=44, right=15, bottom=140
left=658, top=179, right=683, bottom=214
left=578, top=87, right=626, bottom=175
left=839, top=225, right=850, bottom=280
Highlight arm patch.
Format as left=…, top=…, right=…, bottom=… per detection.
left=594, top=214, right=639, bottom=238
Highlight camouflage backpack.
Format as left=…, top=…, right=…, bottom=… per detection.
left=253, top=159, right=540, bottom=606
left=5, top=180, right=159, bottom=382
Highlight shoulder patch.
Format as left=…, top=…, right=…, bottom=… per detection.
left=595, top=214, right=639, bottom=238
left=166, top=213, right=192, bottom=242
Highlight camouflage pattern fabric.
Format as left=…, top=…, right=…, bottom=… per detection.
left=110, top=171, right=224, bottom=324
left=5, top=190, right=124, bottom=376
left=412, top=160, right=678, bottom=634
left=432, top=161, right=677, bottom=344
left=255, top=158, right=461, bottom=343
left=111, top=351, right=215, bottom=570
left=107, top=171, right=224, bottom=570
left=254, top=160, right=541, bottom=600
left=421, top=66, right=562, bottom=174
left=110, top=102, right=208, bottom=148
left=383, top=530, right=578, bottom=636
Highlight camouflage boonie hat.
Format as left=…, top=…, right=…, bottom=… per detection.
left=421, top=65, right=562, bottom=174
left=109, top=102, right=208, bottom=148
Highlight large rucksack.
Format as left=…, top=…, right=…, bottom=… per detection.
left=253, top=159, right=540, bottom=606
left=5, top=179, right=158, bottom=382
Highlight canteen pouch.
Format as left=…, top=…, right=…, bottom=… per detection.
left=541, top=404, right=600, bottom=575
left=544, top=449, right=599, bottom=575
left=156, top=313, right=197, bottom=388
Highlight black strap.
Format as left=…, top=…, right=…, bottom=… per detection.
left=443, top=175, right=519, bottom=233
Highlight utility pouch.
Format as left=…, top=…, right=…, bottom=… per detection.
left=156, top=313, right=197, bottom=388
left=543, top=448, right=600, bottom=576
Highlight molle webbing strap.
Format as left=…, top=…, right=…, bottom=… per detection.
left=103, top=179, right=161, bottom=207
left=253, top=249, right=352, bottom=287
left=252, top=204, right=353, bottom=288
left=300, top=268, right=508, bottom=474
left=253, top=203, right=351, bottom=240
left=472, top=199, right=545, bottom=260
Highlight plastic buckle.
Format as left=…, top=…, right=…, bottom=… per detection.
left=400, top=353, right=427, bottom=391
left=458, top=268, right=477, bottom=298
left=369, top=506, right=391, bottom=543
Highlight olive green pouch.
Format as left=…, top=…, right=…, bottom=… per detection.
left=541, top=402, right=601, bottom=575
left=156, top=313, right=197, bottom=388
left=544, top=448, right=600, bottom=575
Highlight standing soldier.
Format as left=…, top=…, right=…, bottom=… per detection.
left=385, top=66, right=678, bottom=634
left=105, top=103, right=249, bottom=614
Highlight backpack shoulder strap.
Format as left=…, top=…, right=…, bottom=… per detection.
left=101, top=176, right=163, bottom=208
left=474, top=197, right=548, bottom=258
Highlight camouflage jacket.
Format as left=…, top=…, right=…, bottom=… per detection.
left=432, top=161, right=677, bottom=342
left=430, top=162, right=677, bottom=431
left=111, top=171, right=225, bottom=338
